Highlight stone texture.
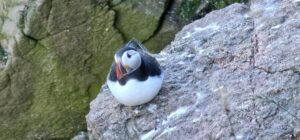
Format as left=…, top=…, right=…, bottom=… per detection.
left=109, top=0, right=182, bottom=52
left=177, top=0, right=248, bottom=25
left=0, top=0, right=123, bottom=140
left=0, top=0, right=171, bottom=139
left=23, top=0, right=52, bottom=39
left=143, top=0, right=249, bottom=52
left=143, top=0, right=180, bottom=52
left=112, top=0, right=168, bottom=42
left=71, top=132, right=89, bottom=140
left=87, top=1, right=300, bottom=139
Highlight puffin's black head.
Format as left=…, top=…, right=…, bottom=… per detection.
left=114, top=39, right=146, bottom=80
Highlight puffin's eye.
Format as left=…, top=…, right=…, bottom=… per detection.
left=127, top=53, right=131, bottom=58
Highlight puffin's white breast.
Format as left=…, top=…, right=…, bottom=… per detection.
left=107, top=74, right=164, bottom=106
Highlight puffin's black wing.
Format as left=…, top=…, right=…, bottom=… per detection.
left=140, top=51, right=162, bottom=76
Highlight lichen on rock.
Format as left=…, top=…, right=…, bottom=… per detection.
left=178, top=0, right=248, bottom=24
left=0, top=0, right=174, bottom=139
left=112, top=0, right=168, bottom=42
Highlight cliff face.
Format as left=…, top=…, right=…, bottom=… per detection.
left=87, top=0, right=300, bottom=139
left=0, top=0, right=250, bottom=139
left=0, top=0, right=170, bottom=139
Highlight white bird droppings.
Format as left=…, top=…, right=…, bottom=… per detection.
left=147, top=104, right=157, bottom=113
left=194, top=24, right=220, bottom=32
left=141, top=129, right=159, bottom=140
left=167, top=106, right=189, bottom=120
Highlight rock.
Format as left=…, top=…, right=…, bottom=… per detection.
left=111, top=0, right=179, bottom=52
left=143, top=0, right=180, bottom=52
left=143, top=0, right=250, bottom=52
left=143, top=18, right=179, bottom=52
left=178, top=0, right=248, bottom=24
left=23, top=0, right=52, bottom=39
left=112, top=0, right=168, bottom=42
left=0, top=0, right=175, bottom=139
left=109, top=0, right=188, bottom=52
left=71, top=132, right=89, bottom=140
left=87, top=1, right=300, bottom=139
left=0, top=0, right=161, bottom=139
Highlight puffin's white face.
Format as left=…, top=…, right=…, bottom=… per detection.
left=121, top=50, right=141, bottom=73
left=114, top=49, right=141, bottom=80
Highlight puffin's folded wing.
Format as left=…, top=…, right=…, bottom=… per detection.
left=141, top=52, right=162, bottom=76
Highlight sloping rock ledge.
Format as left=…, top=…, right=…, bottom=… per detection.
left=87, top=1, right=300, bottom=140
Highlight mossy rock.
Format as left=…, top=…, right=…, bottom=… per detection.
left=178, top=0, right=201, bottom=22
left=0, top=45, right=7, bottom=63
left=178, top=0, right=248, bottom=23
left=210, top=0, right=248, bottom=9
left=112, top=0, right=168, bottom=43
left=0, top=0, right=123, bottom=139
left=0, top=0, right=171, bottom=139
left=144, top=19, right=180, bottom=53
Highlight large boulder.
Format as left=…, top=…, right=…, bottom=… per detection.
left=0, top=0, right=168, bottom=139
left=87, top=0, right=300, bottom=139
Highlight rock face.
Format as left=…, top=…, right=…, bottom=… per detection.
left=0, top=0, right=169, bottom=139
left=112, top=0, right=167, bottom=41
left=87, top=0, right=300, bottom=139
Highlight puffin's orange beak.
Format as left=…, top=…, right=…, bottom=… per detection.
left=116, top=62, right=124, bottom=80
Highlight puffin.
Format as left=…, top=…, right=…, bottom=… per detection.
left=107, top=39, right=164, bottom=106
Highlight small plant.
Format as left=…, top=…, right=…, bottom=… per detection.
left=178, top=0, right=248, bottom=23
left=178, top=0, right=201, bottom=22
left=0, top=33, right=6, bottom=40
left=210, top=0, right=248, bottom=9
left=0, top=46, right=8, bottom=63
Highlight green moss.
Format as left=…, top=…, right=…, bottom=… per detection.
left=112, top=0, right=167, bottom=49
left=0, top=0, right=172, bottom=139
left=0, top=33, right=6, bottom=40
left=113, top=2, right=157, bottom=41
left=0, top=46, right=7, bottom=62
left=20, top=43, right=89, bottom=139
left=178, top=0, right=248, bottom=23
left=144, top=27, right=179, bottom=53
left=0, top=0, right=22, bottom=17
left=88, top=83, right=102, bottom=100
left=210, top=0, right=247, bottom=9
left=178, top=0, right=201, bottom=22
left=0, top=1, right=124, bottom=140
